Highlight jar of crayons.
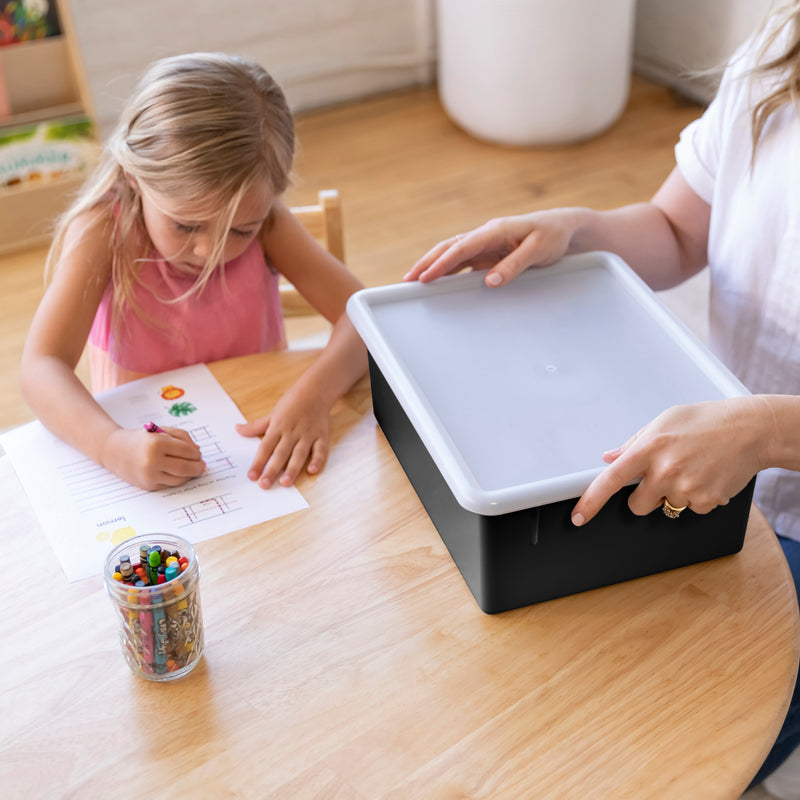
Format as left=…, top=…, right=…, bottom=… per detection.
left=103, top=533, right=204, bottom=681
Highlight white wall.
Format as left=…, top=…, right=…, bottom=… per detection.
left=69, top=0, right=779, bottom=138
left=69, top=0, right=436, bottom=136
left=633, top=0, right=776, bottom=102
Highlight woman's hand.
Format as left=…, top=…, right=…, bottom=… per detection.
left=571, top=397, right=773, bottom=526
left=102, top=426, right=205, bottom=491
left=403, top=209, right=581, bottom=286
left=236, top=383, right=330, bottom=489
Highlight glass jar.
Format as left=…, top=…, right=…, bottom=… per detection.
left=104, top=532, right=204, bottom=681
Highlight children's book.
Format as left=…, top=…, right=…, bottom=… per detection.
left=0, top=114, right=95, bottom=186
left=0, top=60, right=9, bottom=120
left=0, top=0, right=61, bottom=45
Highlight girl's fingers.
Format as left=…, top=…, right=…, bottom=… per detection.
left=248, top=429, right=281, bottom=482
left=305, top=438, right=329, bottom=477
left=161, top=453, right=207, bottom=479
left=162, top=437, right=204, bottom=463
left=278, top=437, right=327, bottom=486
left=257, top=449, right=289, bottom=488
left=235, top=417, right=269, bottom=438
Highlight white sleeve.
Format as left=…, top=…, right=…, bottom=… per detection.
left=674, top=32, right=764, bottom=204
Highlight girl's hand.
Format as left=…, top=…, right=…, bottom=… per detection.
left=236, top=386, right=330, bottom=489
left=570, top=397, right=771, bottom=526
left=403, top=210, right=578, bottom=287
left=102, top=426, right=206, bottom=491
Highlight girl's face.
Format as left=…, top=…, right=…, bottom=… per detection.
left=137, top=181, right=273, bottom=271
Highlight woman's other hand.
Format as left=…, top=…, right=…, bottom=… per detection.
left=570, top=397, right=773, bottom=526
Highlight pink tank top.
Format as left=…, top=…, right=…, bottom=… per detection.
left=88, top=239, right=286, bottom=392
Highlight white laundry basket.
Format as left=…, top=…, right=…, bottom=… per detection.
left=437, top=0, right=637, bottom=146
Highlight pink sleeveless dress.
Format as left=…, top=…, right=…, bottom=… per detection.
left=88, top=239, right=286, bottom=393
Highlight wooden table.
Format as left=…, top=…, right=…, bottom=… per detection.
left=1, top=350, right=798, bottom=799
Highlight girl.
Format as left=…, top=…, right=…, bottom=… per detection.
left=405, top=2, right=800, bottom=795
left=20, top=53, right=367, bottom=493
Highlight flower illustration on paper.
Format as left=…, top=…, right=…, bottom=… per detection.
left=160, top=385, right=185, bottom=400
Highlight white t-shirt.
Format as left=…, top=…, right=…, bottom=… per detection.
left=675, top=27, right=800, bottom=540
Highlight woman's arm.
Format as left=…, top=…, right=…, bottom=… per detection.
left=574, top=167, right=711, bottom=290
left=20, top=208, right=204, bottom=489
left=405, top=167, right=711, bottom=292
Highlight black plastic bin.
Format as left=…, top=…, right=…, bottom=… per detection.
left=348, top=253, right=754, bottom=613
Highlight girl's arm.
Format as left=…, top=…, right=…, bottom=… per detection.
left=405, top=167, right=711, bottom=292
left=236, top=201, right=367, bottom=487
left=20, top=208, right=205, bottom=490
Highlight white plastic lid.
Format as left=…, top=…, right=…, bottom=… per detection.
left=347, top=252, right=749, bottom=515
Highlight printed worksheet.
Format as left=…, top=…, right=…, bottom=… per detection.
left=0, top=364, right=308, bottom=581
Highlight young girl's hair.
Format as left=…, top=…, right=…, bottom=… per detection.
left=750, top=1, right=800, bottom=153
left=46, top=52, right=295, bottom=311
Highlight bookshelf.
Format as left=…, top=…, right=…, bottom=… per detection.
left=0, top=0, right=98, bottom=255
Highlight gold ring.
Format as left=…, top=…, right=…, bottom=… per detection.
left=662, top=498, right=688, bottom=519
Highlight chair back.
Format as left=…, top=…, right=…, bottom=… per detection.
left=282, top=189, right=345, bottom=318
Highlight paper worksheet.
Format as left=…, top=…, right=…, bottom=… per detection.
left=0, top=363, right=308, bottom=581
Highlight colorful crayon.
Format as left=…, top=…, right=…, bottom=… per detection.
left=148, top=549, right=161, bottom=586
left=151, top=588, right=169, bottom=675
left=138, top=591, right=154, bottom=673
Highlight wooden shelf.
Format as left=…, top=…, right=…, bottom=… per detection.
left=0, top=0, right=97, bottom=255
left=0, top=171, right=88, bottom=255
left=1, top=102, right=85, bottom=130
left=0, top=37, right=80, bottom=117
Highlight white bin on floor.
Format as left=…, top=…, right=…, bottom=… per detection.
left=437, top=0, right=637, bottom=146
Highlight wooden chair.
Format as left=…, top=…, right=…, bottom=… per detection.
left=281, top=189, right=345, bottom=318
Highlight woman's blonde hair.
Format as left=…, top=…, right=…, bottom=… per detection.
left=46, top=52, right=295, bottom=314
left=750, top=1, right=800, bottom=152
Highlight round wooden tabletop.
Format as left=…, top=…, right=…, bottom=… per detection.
left=1, top=350, right=797, bottom=799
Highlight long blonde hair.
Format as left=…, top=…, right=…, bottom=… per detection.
left=46, top=52, right=295, bottom=315
left=750, top=1, right=800, bottom=152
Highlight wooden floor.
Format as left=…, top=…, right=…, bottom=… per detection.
left=0, top=78, right=703, bottom=432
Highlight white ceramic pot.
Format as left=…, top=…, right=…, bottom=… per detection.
left=437, top=0, right=637, bottom=145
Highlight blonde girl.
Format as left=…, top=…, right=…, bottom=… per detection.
left=21, top=52, right=366, bottom=492
left=406, top=2, right=800, bottom=793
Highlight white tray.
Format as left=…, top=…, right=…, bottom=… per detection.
left=347, top=252, right=748, bottom=515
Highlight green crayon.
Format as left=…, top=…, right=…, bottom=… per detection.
left=148, top=549, right=161, bottom=586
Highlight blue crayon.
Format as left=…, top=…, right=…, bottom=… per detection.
left=138, top=591, right=154, bottom=672
left=151, top=588, right=169, bottom=675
